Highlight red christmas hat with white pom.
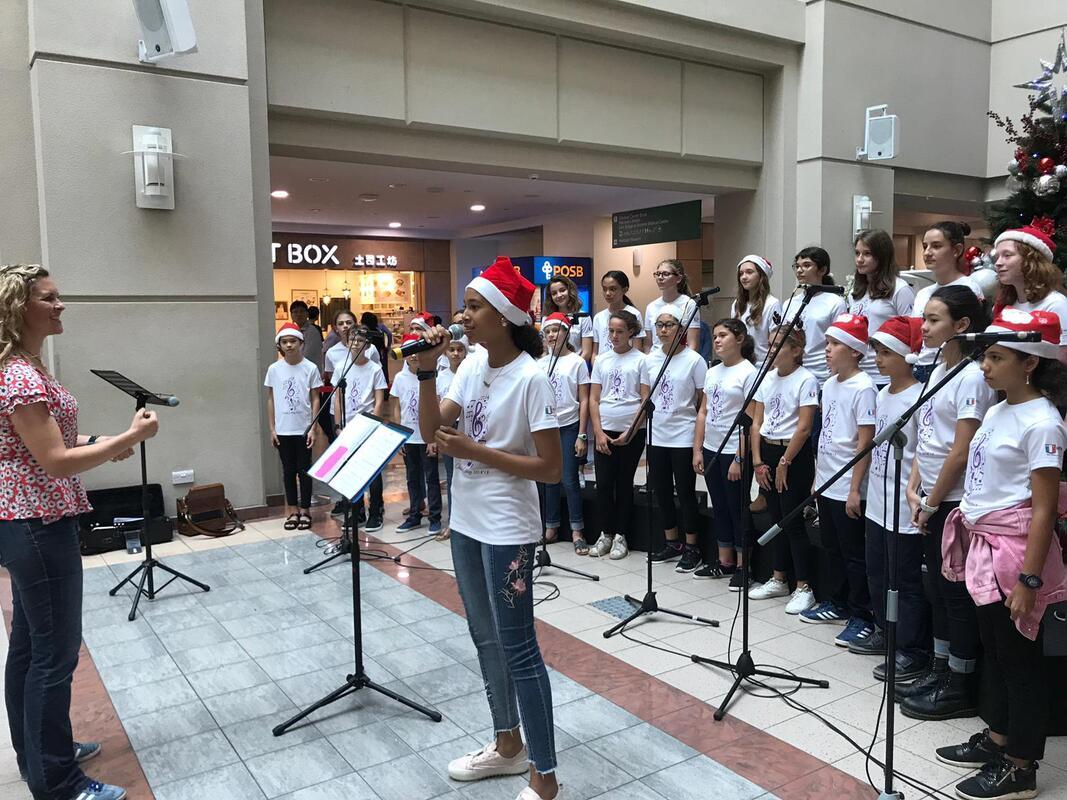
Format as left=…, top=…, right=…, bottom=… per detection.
left=401, top=333, right=421, bottom=346
left=871, top=316, right=923, bottom=360
left=410, top=312, right=436, bottom=331
left=986, top=308, right=1061, bottom=360
left=540, top=312, right=571, bottom=330
left=275, top=322, right=304, bottom=343
left=467, top=256, right=535, bottom=326
left=826, top=313, right=869, bottom=354
left=994, top=217, right=1057, bottom=262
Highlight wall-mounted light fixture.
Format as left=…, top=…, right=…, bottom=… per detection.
left=127, top=125, right=182, bottom=210
left=853, top=195, right=873, bottom=234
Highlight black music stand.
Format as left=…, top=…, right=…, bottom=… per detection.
left=92, top=370, right=209, bottom=621
left=275, top=413, right=441, bottom=734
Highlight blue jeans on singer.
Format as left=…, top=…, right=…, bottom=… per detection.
left=0, top=516, right=88, bottom=800
left=543, top=422, right=583, bottom=529
left=450, top=530, right=556, bottom=773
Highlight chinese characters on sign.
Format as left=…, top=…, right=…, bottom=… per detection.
left=352, top=254, right=399, bottom=268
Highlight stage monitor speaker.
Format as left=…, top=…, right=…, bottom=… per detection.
left=132, top=0, right=198, bottom=63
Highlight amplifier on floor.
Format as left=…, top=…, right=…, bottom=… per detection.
left=78, top=483, right=173, bottom=555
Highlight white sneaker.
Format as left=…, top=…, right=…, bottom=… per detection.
left=517, top=786, right=564, bottom=800
left=785, top=585, right=816, bottom=615
left=748, top=577, right=789, bottom=600
left=448, top=741, right=529, bottom=782
left=588, top=533, right=613, bottom=558
left=608, top=534, right=629, bottom=560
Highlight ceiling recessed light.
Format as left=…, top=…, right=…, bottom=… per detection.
left=309, top=208, right=321, bottom=213
left=308, top=177, right=330, bottom=183
left=387, top=183, right=406, bottom=189
left=359, top=193, right=379, bottom=202
left=427, top=186, right=445, bottom=193
left=524, top=193, right=540, bottom=198
left=427, top=215, right=440, bottom=220
left=388, top=221, right=402, bottom=228
left=470, top=204, right=486, bottom=212
left=271, top=190, right=289, bottom=199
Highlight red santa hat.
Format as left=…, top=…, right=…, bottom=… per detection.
left=994, top=217, right=1057, bottom=263
left=871, top=316, right=923, bottom=360
left=986, top=308, right=1061, bottom=360
left=738, top=254, right=773, bottom=279
left=540, top=312, right=571, bottom=330
left=401, top=333, right=421, bottom=346
left=467, top=256, right=535, bottom=326
left=410, top=311, right=436, bottom=331
left=275, top=322, right=304, bottom=343
left=826, top=313, right=869, bottom=354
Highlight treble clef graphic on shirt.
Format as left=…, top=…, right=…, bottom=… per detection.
left=964, top=430, right=990, bottom=495
left=283, top=377, right=298, bottom=413
left=608, top=368, right=623, bottom=399
left=462, top=394, right=490, bottom=474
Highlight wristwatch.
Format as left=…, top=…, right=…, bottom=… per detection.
left=918, top=495, right=940, bottom=515
left=416, top=370, right=437, bottom=382
left=732, top=454, right=744, bottom=464
left=577, top=433, right=588, bottom=441
left=1019, top=573, right=1044, bottom=590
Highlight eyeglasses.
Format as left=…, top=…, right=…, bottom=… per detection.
left=652, top=271, right=677, bottom=279
left=654, top=321, right=679, bottom=329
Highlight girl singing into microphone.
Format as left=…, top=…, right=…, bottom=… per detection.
left=780, top=247, right=846, bottom=389
left=900, top=286, right=995, bottom=721
left=934, top=309, right=1067, bottom=800
left=643, top=259, right=700, bottom=352
left=416, top=257, right=562, bottom=800
left=732, top=255, right=782, bottom=364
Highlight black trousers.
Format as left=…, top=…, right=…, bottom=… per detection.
left=977, top=601, right=1049, bottom=761
left=865, top=520, right=929, bottom=656
left=703, top=450, right=745, bottom=551
left=922, top=501, right=980, bottom=669
left=276, top=434, right=312, bottom=509
left=762, top=439, right=815, bottom=581
left=593, top=430, right=645, bottom=538
left=318, top=389, right=336, bottom=441
left=816, top=497, right=871, bottom=620
left=646, top=444, right=699, bottom=535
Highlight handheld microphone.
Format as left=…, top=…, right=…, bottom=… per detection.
left=145, top=394, right=180, bottom=407
left=390, top=324, right=466, bottom=359
left=952, top=331, right=1042, bottom=343
left=800, top=283, right=846, bottom=295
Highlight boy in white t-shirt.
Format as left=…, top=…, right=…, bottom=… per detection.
left=802, top=314, right=877, bottom=647
left=861, top=316, right=928, bottom=678
left=264, top=323, right=323, bottom=530
left=331, top=327, right=388, bottom=531
left=391, top=336, right=443, bottom=535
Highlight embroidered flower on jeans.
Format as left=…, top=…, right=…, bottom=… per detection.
left=501, top=546, right=530, bottom=608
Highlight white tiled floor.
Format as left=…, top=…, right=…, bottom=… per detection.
left=4, top=504, right=1067, bottom=799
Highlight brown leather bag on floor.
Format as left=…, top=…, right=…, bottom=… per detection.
left=176, top=483, right=245, bottom=538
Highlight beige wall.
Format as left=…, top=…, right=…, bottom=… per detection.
left=7, top=0, right=275, bottom=512
left=592, top=218, right=677, bottom=313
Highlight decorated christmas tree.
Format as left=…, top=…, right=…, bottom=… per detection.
left=986, top=30, right=1067, bottom=275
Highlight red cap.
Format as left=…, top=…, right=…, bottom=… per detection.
left=275, top=323, right=304, bottom=343
left=467, top=256, right=535, bottom=326
left=401, top=333, right=421, bottom=345
left=826, top=313, right=869, bottom=353
left=871, top=316, right=923, bottom=358
left=540, top=312, right=572, bottom=330
left=995, top=217, right=1057, bottom=262
left=987, top=308, right=1061, bottom=360
left=410, top=312, right=435, bottom=331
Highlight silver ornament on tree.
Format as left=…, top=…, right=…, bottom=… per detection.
left=1006, top=174, right=1026, bottom=192
left=1033, top=173, right=1061, bottom=196
left=1056, top=164, right=1067, bottom=179
left=1008, top=159, right=1020, bottom=174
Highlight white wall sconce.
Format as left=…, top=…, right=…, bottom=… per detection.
left=127, top=125, right=181, bottom=210
left=632, top=248, right=642, bottom=273
left=853, top=195, right=873, bottom=234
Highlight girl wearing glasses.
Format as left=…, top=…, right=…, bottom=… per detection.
left=643, top=259, right=700, bottom=353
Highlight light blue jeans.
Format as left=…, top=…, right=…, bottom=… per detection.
left=543, top=422, right=584, bottom=529
left=450, top=530, right=557, bottom=773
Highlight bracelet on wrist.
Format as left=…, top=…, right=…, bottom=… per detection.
left=754, top=463, right=770, bottom=472
left=919, top=496, right=940, bottom=515
left=778, top=459, right=791, bottom=467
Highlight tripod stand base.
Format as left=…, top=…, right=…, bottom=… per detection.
left=603, top=591, right=719, bottom=638
left=273, top=671, right=441, bottom=736
left=109, top=558, right=210, bottom=621
left=690, top=649, right=829, bottom=720
left=534, top=542, right=599, bottom=581
left=304, top=531, right=395, bottom=574
left=877, top=793, right=904, bottom=800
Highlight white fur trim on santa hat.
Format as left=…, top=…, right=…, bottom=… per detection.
left=870, top=331, right=910, bottom=358
left=995, top=230, right=1054, bottom=262
left=738, top=254, right=773, bottom=279
left=275, top=324, right=304, bottom=342
left=654, top=304, right=683, bottom=323
left=468, top=275, right=531, bottom=326
left=826, top=325, right=867, bottom=354
left=985, top=323, right=1059, bottom=360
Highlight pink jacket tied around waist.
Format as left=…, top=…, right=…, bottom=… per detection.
left=941, top=489, right=1067, bottom=641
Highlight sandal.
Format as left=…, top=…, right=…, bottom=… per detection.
left=573, top=536, right=589, bottom=555
left=434, top=527, right=451, bottom=542
left=297, top=512, right=312, bottom=530
left=543, top=528, right=559, bottom=544
left=283, top=513, right=300, bottom=531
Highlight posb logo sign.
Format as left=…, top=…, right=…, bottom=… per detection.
left=540, top=260, right=585, bottom=280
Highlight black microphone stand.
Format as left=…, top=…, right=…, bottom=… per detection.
left=755, top=342, right=992, bottom=785
left=305, top=334, right=392, bottom=574
left=90, top=370, right=210, bottom=621
left=688, top=286, right=829, bottom=720
left=535, top=314, right=599, bottom=582
left=604, top=293, right=720, bottom=638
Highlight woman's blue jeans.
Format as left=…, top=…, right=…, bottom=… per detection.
left=450, top=530, right=556, bottom=773
left=542, top=422, right=583, bottom=529
left=0, top=516, right=88, bottom=800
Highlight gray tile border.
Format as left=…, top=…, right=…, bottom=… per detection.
left=327, top=720, right=415, bottom=770
left=172, top=640, right=251, bottom=674
left=554, top=743, right=634, bottom=800
left=186, top=660, right=274, bottom=699
left=275, top=771, right=381, bottom=800
left=244, top=739, right=352, bottom=798
left=639, top=755, right=766, bottom=800
left=239, top=621, right=341, bottom=659
left=137, top=728, right=241, bottom=787
left=203, top=682, right=300, bottom=729
left=553, top=695, right=643, bottom=742
left=222, top=712, right=322, bottom=761
left=592, top=722, right=699, bottom=779
left=96, top=654, right=182, bottom=693
left=156, top=621, right=234, bottom=653
left=403, top=663, right=484, bottom=704
left=122, top=699, right=219, bottom=750
left=374, top=642, right=457, bottom=679
left=108, top=675, right=199, bottom=719
left=153, top=762, right=267, bottom=800
left=358, top=753, right=456, bottom=800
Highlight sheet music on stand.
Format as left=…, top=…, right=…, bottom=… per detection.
left=310, top=413, right=411, bottom=501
